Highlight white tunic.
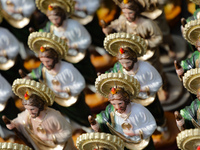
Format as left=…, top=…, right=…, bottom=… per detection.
left=1, top=0, right=36, bottom=19
left=13, top=107, right=77, bottom=150
left=53, top=19, right=91, bottom=55
left=0, top=27, right=19, bottom=62
left=123, top=60, right=162, bottom=99
left=44, top=61, right=85, bottom=98
left=114, top=102, right=156, bottom=141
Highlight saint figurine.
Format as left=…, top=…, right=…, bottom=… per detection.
left=89, top=73, right=157, bottom=150
left=3, top=78, right=77, bottom=150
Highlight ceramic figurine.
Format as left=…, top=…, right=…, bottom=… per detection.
left=35, top=0, right=97, bottom=84
left=104, top=32, right=170, bottom=139
left=175, top=68, right=200, bottom=130
left=89, top=73, right=157, bottom=150
left=102, top=0, right=170, bottom=101
left=3, top=78, right=77, bottom=150
left=21, top=32, right=91, bottom=129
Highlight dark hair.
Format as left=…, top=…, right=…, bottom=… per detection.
left=117, top=47, right=137, bottom=62
left=39, top=47, right=59, bottom=64
left=47, top=6, right=67, bottom=20
left=108, top=87, right=130, bottom=105
left=22, top=94, right=46, bottom=111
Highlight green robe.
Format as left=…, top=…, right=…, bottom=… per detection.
left=180, top=99, right=200, bottom=129
left=96, top=104, right=155, bottom=150
left=181, top=51, right=200, bottom=72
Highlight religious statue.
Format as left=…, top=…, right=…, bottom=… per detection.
left=112, top=0, right=176, bottom=58
left=103, top=32, right=169, bottom=140
left=175, top=34, right=200, bottom=80
left=3, top=78, right=77, bottom=150
left=35, top=0, right=97, bottom=85
left=0, top=74, right=20, bottom=140
left=101, top=0, right=169, bottom=101
left=89, top=73, right=157, bottom=150
left=174, top=68, right=200, bottom=150
left=21, top=32, right=91, bottom=129
left=175, top=68, right=200, bottom=130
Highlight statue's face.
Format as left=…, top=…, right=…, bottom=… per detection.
left=40, top=57, right=56, bottom=70
left=24, top=105, right=40, bottom=118
left=48, top=13, right=63, bottom=27
left=196, top=40, right=200, bottom=52
left=197, top=91, right=200, bottom=100
left=119, top=58, right=134, bottom=71
left=122, top=8, right=137, bottom=22
left=110, top=99, right=127, bottom=113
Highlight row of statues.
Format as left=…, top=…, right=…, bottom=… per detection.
left=1, top=0, right=200, bottom=150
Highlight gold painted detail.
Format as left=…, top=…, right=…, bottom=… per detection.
left=0, top=142, right=32, bottom=150
left=132, top=95, right=156, bottom=106
left=104, top=32, right=147, bottom=57
left=28, top=32, right=68, bottom=59
left=35, top=0, right=75, bottom=15
left=76, top=132, right=125, bottom=150
left=64, top=50, right=86, bottom=63
left=183, top=68, right=200, bottom=94
left=183, top=19, right=200, bottom=45
left=176, top=128, right=200, bottom=150
left=95, top=73, right=140, bottom=99
left=0, top=57, right=16, bottom=70
left=1, top=9, right=30, bottom=29
left=54, top=96, right=78, bottom=107
left=12, top=78, right=55, bottom=106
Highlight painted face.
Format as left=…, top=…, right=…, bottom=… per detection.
left=110, top=100, right=127, bottom=113
left=24, top=105, right=40, bottom=118
left=40, top=57, right=55, bottom=70
left=48, top=14, right=63, bottom=27
left=197, top=91, right=200, bottom=101
left=122, top=8, right=137, bottom=22
left=196, top=40, right=200, bottom=52
left=119, top=59, right=134, bottom=71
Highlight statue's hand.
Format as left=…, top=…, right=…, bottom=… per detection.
left=88, top=115, right=100, bottom=132
left=19, top=69, right=27, bottom=78
left=181, top=18, right=187, bottom=28
left=29, top=27, right=35, bottom=33
left=174, top=111, right=185, bottom=131
left=88, top=115, right=96, bottom=125
left=2, top=116, right=15, bottom=130
left=174, top=60, right=184, bottom=79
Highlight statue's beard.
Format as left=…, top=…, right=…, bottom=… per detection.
left=30, top=110, right=40, bottom=118
left=126, top=16, right=137, bottom=22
